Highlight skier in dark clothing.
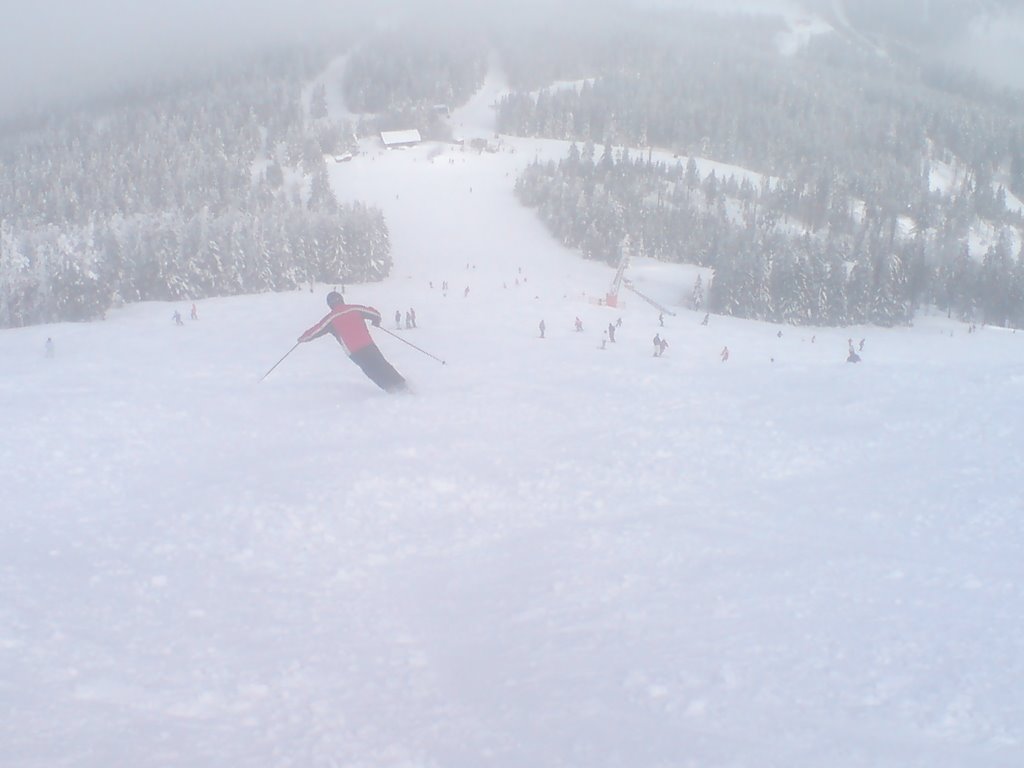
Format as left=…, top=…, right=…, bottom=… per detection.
left=299, top=292, right=407, bottom=393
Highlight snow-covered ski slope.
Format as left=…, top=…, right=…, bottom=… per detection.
left=3, top=72, right=1024, bottom=768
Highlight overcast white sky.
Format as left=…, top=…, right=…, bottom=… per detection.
left=0, top=0, right=389, bottom=116
left=954, top=10, right=1024, bottom=89
left=0, top=0, right=1021, bottom=119
left=0, top=0, right=599, bottom=117
left=0, top=0, right=791, bottom=118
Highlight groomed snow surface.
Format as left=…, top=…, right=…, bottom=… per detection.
left=3, top=131, right=1024, bottom=767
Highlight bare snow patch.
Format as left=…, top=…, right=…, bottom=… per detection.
left=776, top=15, right=833, bottom=56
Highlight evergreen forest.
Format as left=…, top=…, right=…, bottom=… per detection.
left=498, top=11, right=1024, bottom=327
left=0, top=52, right=390, bottom=327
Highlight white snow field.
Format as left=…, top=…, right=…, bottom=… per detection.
left=3, top=77, right=1024, bottom=767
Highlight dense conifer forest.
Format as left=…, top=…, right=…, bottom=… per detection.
left=497, top=11, right=1024, bottom=327
left=0, top=52, right=390, bottom=327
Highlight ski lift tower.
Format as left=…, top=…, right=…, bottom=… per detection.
left=604, top=245, right=678, bottom=317
left=605, top=249, right=630, bottom=308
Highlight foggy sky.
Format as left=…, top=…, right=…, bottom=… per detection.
left=0, top=0, right=797, bottom=118
left=0, top=0, right=387, bottom=117
left=0, top=1, right=729, bottom=118
left=1, top=1, right=1021, bottom=120
left=952, top=9, right=1024, bottom=90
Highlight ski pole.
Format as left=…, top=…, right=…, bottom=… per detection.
left=375, top=326, right=446, bottom=365
left=259, top=342, right=301, bottom=382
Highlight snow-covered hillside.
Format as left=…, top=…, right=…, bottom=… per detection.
left=3, top=73, right=1024, bottom=768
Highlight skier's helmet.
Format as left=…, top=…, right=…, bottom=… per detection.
left=326, top=291, right=344, bottom=308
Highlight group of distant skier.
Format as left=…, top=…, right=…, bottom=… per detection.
left=154, top=278, right=891, bottom=395
left=531, top=309, right=870, bottom=368
left=171, top=303, right=199, bottom=326
left=249, top=269, right=884, bottom=395
left=652, top=334, right=669, bottom=357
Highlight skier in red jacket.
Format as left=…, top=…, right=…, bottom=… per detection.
left=298, top=292, right=407, bottom=393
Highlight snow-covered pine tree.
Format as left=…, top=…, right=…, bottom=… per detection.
left=691, top=274, right=704, bottom=310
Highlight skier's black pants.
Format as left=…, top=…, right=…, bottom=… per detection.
left=349, top=344, right=406, bottom=392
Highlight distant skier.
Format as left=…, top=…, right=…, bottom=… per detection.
left=395, top=309, right=402, bottom=329
left=539, top=319, right=546, bottom=339
left=173, top=310, right=184, bottom=326
left=858, top=338, right=865, bottom=351
left=608, top=322, right=616, bottom=343
left=701, top=313, right=709, bottom=326
left=653, top=333, right=662, bottom=355
left=657, top=338, right=669, bottom=357
left=298, top=292, right=407, bottom=393
left=45, top=337, right=54, bottom=358
left=659, top=313, right=664, bottom=327
left=720, top=346, right=729, bottom=362
left=575, top=316, right=584, bottom=332
left=409, top=308, right=417, bottom=328
left=191, top=303, right=198, bottom=321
